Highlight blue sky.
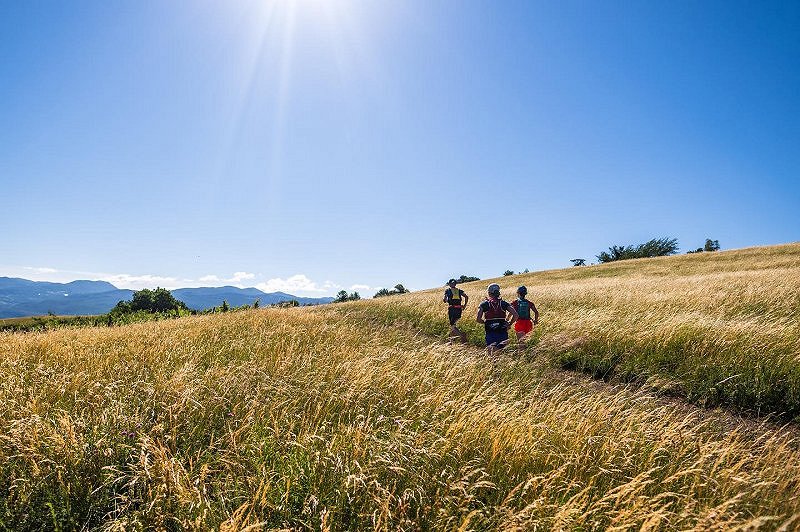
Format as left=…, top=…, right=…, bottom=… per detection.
left=1, top=0, right=798, bottom=296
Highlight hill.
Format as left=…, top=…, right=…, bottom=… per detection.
left=0, top=278, right=333, bottom=318
left=0, top=243, right=798, bottom=529
left=356, top=242, right=800, bottom=418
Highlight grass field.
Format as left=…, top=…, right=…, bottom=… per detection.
left=356, top=243, right=800, bottom=419
left=0, top=244, right=799, bottom=529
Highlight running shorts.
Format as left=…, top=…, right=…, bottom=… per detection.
left=448, top=307, right=463, bottom=325
left=514, top=319, right=533, bottom=334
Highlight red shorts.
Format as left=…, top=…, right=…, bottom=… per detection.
left=514, top=319, right=533, bottom=334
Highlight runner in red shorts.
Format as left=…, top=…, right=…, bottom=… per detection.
left=511, top=286, right=539, bottom=345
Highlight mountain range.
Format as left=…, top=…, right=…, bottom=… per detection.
left=0, top=277, right=333, bottom=319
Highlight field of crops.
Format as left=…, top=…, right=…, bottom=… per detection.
left=1, top=244, right=799, bottom=529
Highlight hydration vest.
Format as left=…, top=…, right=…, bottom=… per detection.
left=516, top=299, right=531, bottom=320
left=483, top=298, right=508, bottom=330
left=447, top=288, right=462, bottom=308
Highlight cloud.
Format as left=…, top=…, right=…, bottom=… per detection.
left=98, top=273, right=182, bottom=290
left=2, top=266, right=182, bottom=290
left=198, top=272, right=255, bottom=286
left=350, top=284, right=370, bottom=291
left=25, top=266, right=58, bottom=274
left=3, top=266, right=345, bottom=297
left=256, top=274, right=341, bottom=295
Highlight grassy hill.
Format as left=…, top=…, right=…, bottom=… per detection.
left=352, top=243, right=800, bottom=419
left=0, top=244, right=798, bottom=529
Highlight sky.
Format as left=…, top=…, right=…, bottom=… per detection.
left=1, top=0, right=798, bottom=296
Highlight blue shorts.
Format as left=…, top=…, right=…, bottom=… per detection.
left=485, top=330, right=509, bottom=348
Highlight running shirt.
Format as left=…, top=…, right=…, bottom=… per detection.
left=479, top=298, right=510, bottom=331
left=445, top=288, right=465, bottom=307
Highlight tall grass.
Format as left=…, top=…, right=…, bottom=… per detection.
left=359, top=243, right=800, bottom=419
left=1, top=298, right=800, bottom=529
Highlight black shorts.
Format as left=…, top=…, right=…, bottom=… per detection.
left=448, top=307, right=463, bottom=325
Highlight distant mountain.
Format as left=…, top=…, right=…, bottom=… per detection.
left=171, top=286, right=333, bottom=311
left=0, top=277, right=333, bottom=318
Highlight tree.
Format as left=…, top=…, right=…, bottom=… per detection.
left=334, top=290, right=361, bottom=303
left=221, top=300, right=229, bottom=312
left=373, top=283, right=411, bottom=298
left=704, top=239, right=720, bottom=252
left=503, top=270, right=514, bottom=276
left=457, top=275, right=480, bottom=283
left=393, top=284, right=409, bottom=294
left=570, top=258, right=586, bottom=267
left=334, top=290, right=350, bottom=303
left=596, top=237, right=679, bottom=263
left=118, top=287, right=188, bottom=314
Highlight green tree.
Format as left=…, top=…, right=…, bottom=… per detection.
left=334, top=290, right=361, bottom=303
left=334, top=290, right=350, bottom=303
left=457, top=275, right=480, bottom=283
left=121, top=287, right=188, bottom=314
left=704, top=239, right=721, bottom=252
left=570, top=258, right=586, bottom=267
left=503, top=270, right=514, bottom=276
left=597, top=237, right=679, bottom=263
left=373, top=283, right=411, bottom=298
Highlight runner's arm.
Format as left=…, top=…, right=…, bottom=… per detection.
left=531, top=302, right=539, bottom=325
left=506, top=304, right=519, bottom=327
left=476, top=307, right=485, bottom=325
left=462, top=291, right=469, bottom=307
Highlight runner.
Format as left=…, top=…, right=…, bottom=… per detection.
left=476, top=283, right=518, bottom=356
left=511, top=286, right=539, bottom=348
left=443, top=279, right=469, bottom=342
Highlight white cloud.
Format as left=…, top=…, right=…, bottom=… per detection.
left=2, top=266, right=181, bottom=289
left=26, top=266, right=58, bottom=274
left=350, top=284, right=370, bottom=291
left=256, top=274, right=340, bottom=295
left=99, top=273, right=182, bottom=290
left=198, top=272, right=255, bottom=286
left=3, top=265, right=345, bottom=297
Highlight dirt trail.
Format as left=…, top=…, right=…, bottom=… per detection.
left=429, top=325, right=800, bottom=441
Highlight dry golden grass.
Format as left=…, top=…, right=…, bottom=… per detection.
left=362, top=243, right=800, bottom=418
left=0, top=243, right=799, bottom=529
